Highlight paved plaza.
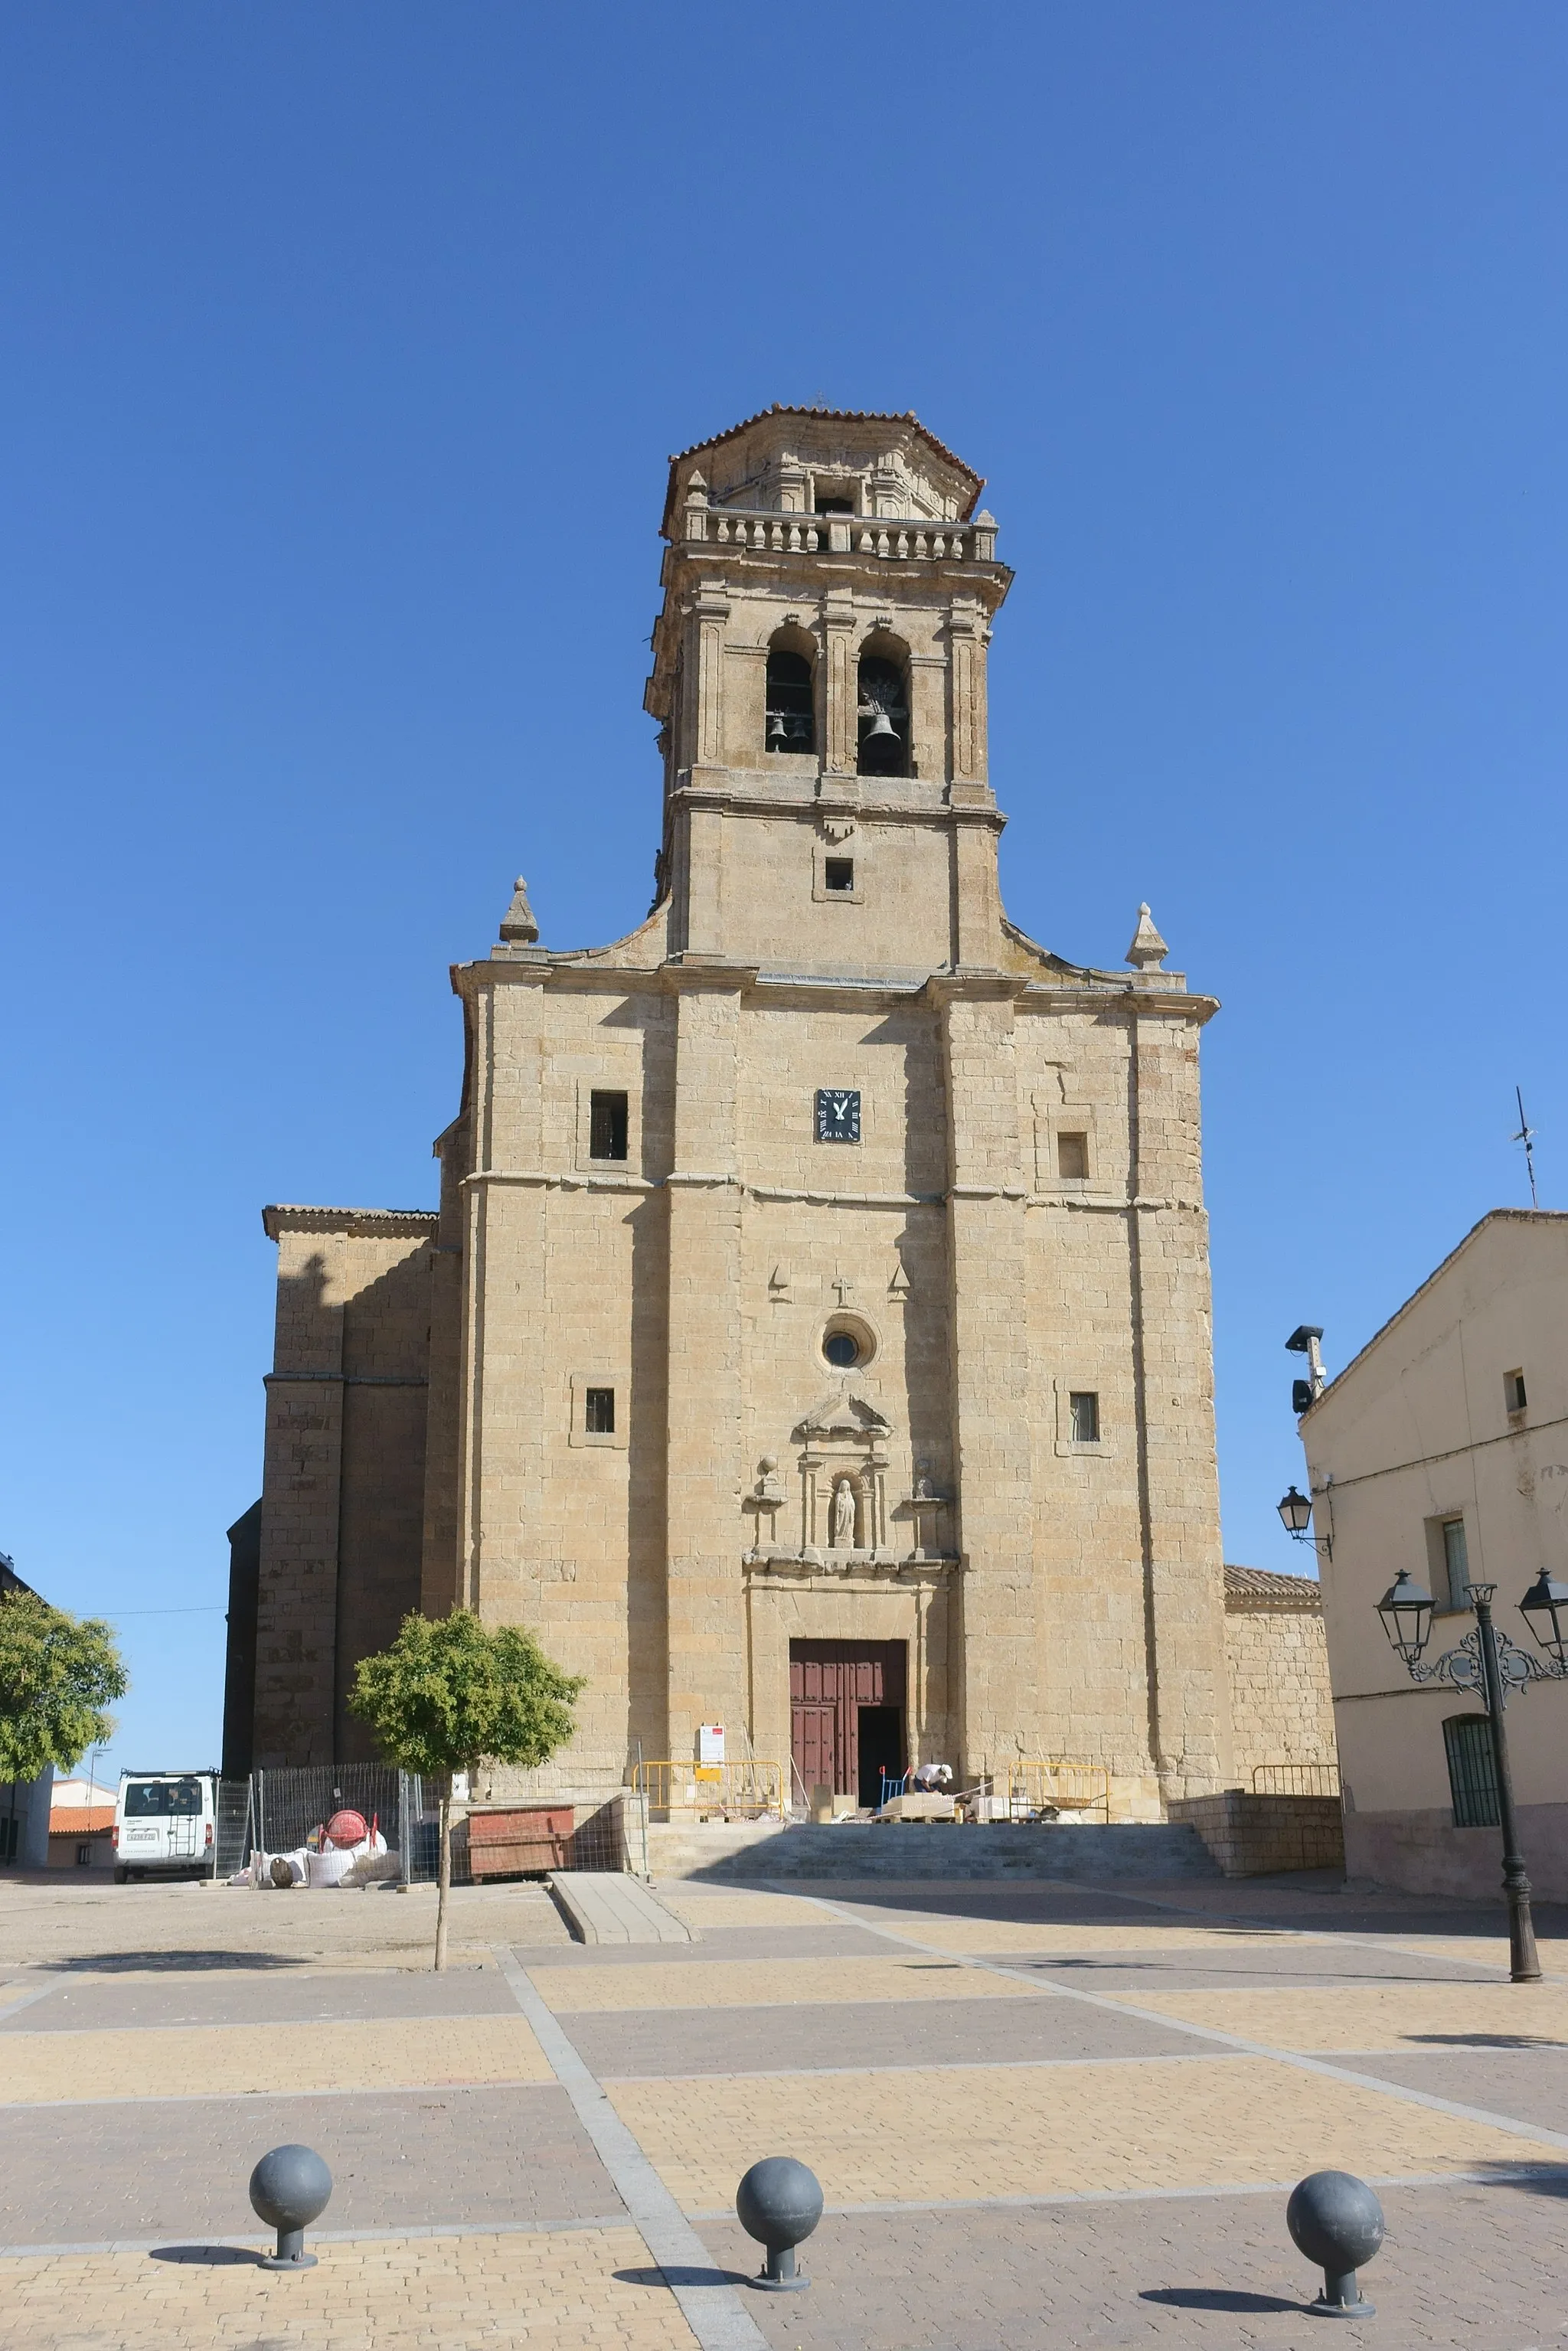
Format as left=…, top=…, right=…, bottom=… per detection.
left=1, top=1868, right=1566, bottom=2347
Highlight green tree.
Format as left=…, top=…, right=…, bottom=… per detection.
left=349, top=1610, right=584, bottom=1970
left=0, top=1591, right=127, bottom=1783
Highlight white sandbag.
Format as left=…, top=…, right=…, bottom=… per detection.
left=307, top=1845, right=359, bottom=1888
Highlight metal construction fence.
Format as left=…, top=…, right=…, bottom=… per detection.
left=629, top=1758, right=787, bottom=1820
left=1003, top=1758, right=1113, bottom=1822
left=236, top=1766, right=648, bottom=1884
left=246, top=1765, right=447, bottom=1882
left=1250, top=1761, right=1341, bottom=1798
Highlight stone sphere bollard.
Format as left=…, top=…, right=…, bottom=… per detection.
left=249, top=2144, right=333, bottom=2271
left=1287, top=2170, right=1384, bottom=2317
left=735, top=2155, right=824, bottom=2292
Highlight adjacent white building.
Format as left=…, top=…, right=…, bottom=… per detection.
left=1298, top=1210, right=1568, bottom=1899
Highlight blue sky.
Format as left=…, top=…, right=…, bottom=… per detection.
left=3, top=8, right=1566, bottom=1781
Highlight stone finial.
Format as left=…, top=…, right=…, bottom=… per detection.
left=1125, top=903, right=1168, bottom=971
left=500, top=876, right=538, bottom=944
left=684, top=469, right=708, bottom=504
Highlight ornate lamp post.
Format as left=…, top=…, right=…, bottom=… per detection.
left=1374, top=1566, right=1568, bottom=1984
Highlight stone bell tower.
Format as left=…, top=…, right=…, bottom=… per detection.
left=643, top=407, right=1012, bottom=978
left=250, top=403, right=1233, bottom=1812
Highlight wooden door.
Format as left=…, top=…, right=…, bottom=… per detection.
left=793, top=1706, right=838, bottom=1794
left=789, top=1641, right=906, bottom=1798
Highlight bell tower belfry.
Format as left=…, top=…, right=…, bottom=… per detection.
left=643, top=407, right=1013, bottom=977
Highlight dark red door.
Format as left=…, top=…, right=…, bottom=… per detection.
left=789, top=1641, right=906, bottom=1798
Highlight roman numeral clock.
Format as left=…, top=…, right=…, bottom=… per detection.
left=815, top=1089, right=861, bottom=1143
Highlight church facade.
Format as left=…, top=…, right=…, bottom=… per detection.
left=249, top=407, right=1236, bottom=1816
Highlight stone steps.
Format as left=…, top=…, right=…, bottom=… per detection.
left=645, top=1819, right=1222, bottom=1883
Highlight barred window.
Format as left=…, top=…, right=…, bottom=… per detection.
left=590, top=1092, right=629, bottom=1161
left=1442, top=1714, right=1498, bottom=1829
left=1069, top=1391, right=1100, bottom=1445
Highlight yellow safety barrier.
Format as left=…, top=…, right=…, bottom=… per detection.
left=630, top=1759, right=787, bottom=1820
left=1251, top=1761, right=1341, bottom=1798
left=1003, top=1758, right=1112, bottom=1823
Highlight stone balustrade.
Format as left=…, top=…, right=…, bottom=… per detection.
left=683, top=502, right=998, bottom=564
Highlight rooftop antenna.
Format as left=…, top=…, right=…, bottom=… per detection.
left=1514, top=1086, right=1539, bottom=1209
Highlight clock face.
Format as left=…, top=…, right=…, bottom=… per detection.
left=815, top=1088, right=861, bottom=1143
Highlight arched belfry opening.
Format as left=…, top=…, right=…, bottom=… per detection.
left=856, top=640, right=910, bottom=778
left=765, top=629, right=815, bottom=756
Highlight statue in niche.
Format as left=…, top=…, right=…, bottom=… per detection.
left=831, top=1477, right=857, bottom=1549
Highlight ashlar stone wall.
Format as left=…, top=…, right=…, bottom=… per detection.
left=1223, top=1568, right=1338, bottom=1784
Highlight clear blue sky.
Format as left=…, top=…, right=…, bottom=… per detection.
left=4, top=8, right=1566, bottom=1782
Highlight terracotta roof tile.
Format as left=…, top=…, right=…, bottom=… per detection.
left=49, top=1807, right=115, bottom=1834
left=1224, top=1562, right=1322, bottom=1611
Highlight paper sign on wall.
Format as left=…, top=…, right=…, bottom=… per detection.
left=698, top=1723, right=726, bottom=1765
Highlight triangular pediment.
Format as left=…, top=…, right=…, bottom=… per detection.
left=795, top=1386, right=893, bottom=1442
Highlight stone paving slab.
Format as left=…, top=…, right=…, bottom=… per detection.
left=832, top=1916, right=1307, bottom=1954
left=693, top=2177, right=1568, bottom=2349
left=1011, top=1951, right=1502, bottom=1993
left=571, top=1997, right=1197, bottom=2080
left=653, top=1892, right=815, bottom=1928
left=0, top=1966, right=519, bottom=2033
left=828, top=1879, right=1568, bottom=1944
left=1099, top=1980, right=1568, bottom=2052
left=0, top=2224, right=696, bottom=2349
left=1387, top=1933, right=1568, bottom=1975
left=1343, top=2046, right=1568, bottom=2137
left=0, top=2013, right=551, bottom=2103
left=609, top=2054, right=1562, bottom=2211
left=0, top=1878, right=572, bottom=1970
left=0, top=2084, right=622, bottom=2246
left=514, top=1924, right=895, bottom=1967
left=530, top=1954, right=1043, bottom=2013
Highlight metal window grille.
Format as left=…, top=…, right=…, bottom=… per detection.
left=1069, top=1391, right=1100, bottom=1444
left=1442, top=1714, right=1499, bottom=1829
left=589, top=1092, right=629, bottom=1161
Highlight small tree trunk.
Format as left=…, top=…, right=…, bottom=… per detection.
left=434, top=1791, right=451, bottom=1973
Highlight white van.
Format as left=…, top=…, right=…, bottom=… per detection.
left=113, top=1771, right=218, bottom=1882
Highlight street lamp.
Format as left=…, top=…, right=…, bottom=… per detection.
left=1374, top=1568, right=1432, bottom=1669
left=1277, top=1484, right=1332, bottom=1559
left=1375, top=1570, right=1568, bottom=1984
left=1520, top=1569, right=1568, bottom=1668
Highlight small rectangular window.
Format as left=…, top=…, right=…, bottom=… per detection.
left=1443, top=1714, right=1498, bottom=1828
left=1057, top=1131, right=1089, bottom=1180
left=584, top=1386, right=616, bottom=1435
left=1441, top=1517, right=1470, bottom=1608
left=77, top=1843, right=90, bottom=1866
left=824, top=857, right=855, bottom=893
left=1069, top=1391, right=1100, bottom=1444
left=589, top=1091, right=629, bottom=1162
left=1505, top=1369, right=1527, bottom=1415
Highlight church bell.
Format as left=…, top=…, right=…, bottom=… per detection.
left=863, top=709, right=899, bottom=741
